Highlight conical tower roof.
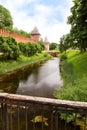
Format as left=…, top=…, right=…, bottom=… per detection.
left=31, top=27, right=40, bottom=35
left=44, top=36, right=49, bottom=43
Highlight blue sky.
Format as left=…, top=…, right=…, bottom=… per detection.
left=0, top=0, right=73, bottom=42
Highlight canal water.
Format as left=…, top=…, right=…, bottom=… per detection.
left=0, top=58, right=63, bottom=98
left=17, top=58, right=63, bottom=98
left=0, top=58, right=80, bottom=130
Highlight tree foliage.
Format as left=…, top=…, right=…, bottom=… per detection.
left=49, top=43, right=58, bottom=50
left=59, top=34, right=71, bottom=52
left=19, top=42, right=44, bottom=56
left=59, top=0, right=87, bottom=52
left=67, top=0, right=87, bottom=51
left=0, top=35, right=44, bottom=60
left=0, top=36, right=20, bottom=60
left=0, top=4, right=13, bottom=30
left=13, top=28, right=31, bottom=38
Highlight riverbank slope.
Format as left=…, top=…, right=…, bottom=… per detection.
left=0, top=52, right=51, bottom=76
left=55, top=50, right=87, bottom=102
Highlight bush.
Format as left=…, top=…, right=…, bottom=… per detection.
left=19, top=42, right=44, bottom=57
left=60, top=53, right=67, bottom=61
left=0, top=36, right=20, bottom=60
left=0, top=35, right=44, bottom=60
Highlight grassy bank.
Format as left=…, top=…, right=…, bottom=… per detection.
left=0, top=52, right=51, bottom=76
left=55, top=50, right=87, bottom=102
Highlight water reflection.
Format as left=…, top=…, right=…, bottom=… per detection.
left=17, top=58, right=63, bottom=98
left=0, top=58, right=63, bottom=98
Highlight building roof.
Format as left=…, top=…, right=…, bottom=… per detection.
left=44, top=36, right=49, bottom=43
left=31, top=27, right=40, bottom=35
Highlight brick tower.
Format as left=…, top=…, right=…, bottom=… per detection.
left=31, top=27, right=41, bottom=43
left=44, top=36, right=49, bottom=51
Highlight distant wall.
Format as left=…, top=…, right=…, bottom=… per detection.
left=0, top=29, right=35, bottom=43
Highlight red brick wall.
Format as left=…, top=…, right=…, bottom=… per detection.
left=0, top=29, right=35, bottom=43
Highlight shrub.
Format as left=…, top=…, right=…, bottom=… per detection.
left=0, top=36, right=20, bottom=60
left=60, top=53, right=67, bottom=61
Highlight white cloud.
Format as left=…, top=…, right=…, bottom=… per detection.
left=40, top=23, right=71, bottom=43
left=35, top=4, right=53, bottom=17
left=0, top=0, right=73, bottom=43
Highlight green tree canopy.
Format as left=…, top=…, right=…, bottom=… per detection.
left=0, top=4, right=13, bottom=30
left=67, top=0, right=87, bottom=51
left=49, top=43, right=58, bottom=50
left=0, top=36, right=20, bottom=60
left=59, top=35, right=67, bottom=52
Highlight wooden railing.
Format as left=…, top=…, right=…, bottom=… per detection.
left=0, top=93, right=87, bottom=130
left=48, top=52, right=60, bottom=57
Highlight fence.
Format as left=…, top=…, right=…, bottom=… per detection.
left=0, top=93, right=87, bottom=130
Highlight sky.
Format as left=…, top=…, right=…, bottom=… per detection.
left=0, top=0, right=73, bottom=43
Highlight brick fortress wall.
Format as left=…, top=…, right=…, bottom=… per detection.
left=0, top=29, right=49, bottom=51
left=0, top=29, right=35, bottom=43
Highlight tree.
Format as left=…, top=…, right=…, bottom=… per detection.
left=49, top=43, right=58, bottom=50
left=0, top=4, right=13, bottom=30
left=0, top=36, right=20, bottom=60
left=38, top=40, right=45, bottom=51
left=1, top=42, right=11, bottom=57
left=19, top=41, right=44, bottom=57
left=6, top=37, right=20, bottom=59
left=0, top=35, right=5, bottom=46
left=67, top=0, right=87, bottom=51
left=18, top=42, right=27, bottom=55
left=59, top=34, right=71, bottom=52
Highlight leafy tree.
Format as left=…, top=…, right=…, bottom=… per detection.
left=0, top=5, right=13, bottom=30
left=1, top=42, right=11, bottom=57
left=6, top=37, right=20, bottom=59
left=49, top=43, right=58, bottom=50
left=59, top=34, right=71, bottom=52
left=67, top=0, right=87, bottom=51
left=38, top=40, right=45, bottom=51
left=0, top=35, right=5, bottom=52
left=19, top=42, right=44, bottom=56
left=0, top=36, right=20, bottom=59
left=37, top=40, right=45, bottom=53
left=0, top=35, right=5, bottom=45
left=18, top=42, right=26, bottom=55
left=27, top=43, right=34, bottom=56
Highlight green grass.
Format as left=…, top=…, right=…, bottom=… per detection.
left=55, top=50, right=87, bottom=102
left=66, top=50, right=87, bottom=77
left=0, top=52, right=51, bottom=75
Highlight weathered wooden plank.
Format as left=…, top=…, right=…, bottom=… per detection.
left=0, top=93, right=87, bottom=109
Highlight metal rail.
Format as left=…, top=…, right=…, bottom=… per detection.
left=0, top=93, right=87, bottom=130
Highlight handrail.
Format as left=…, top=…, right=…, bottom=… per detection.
left=0, top=93, right=87, bottom=109
left=0, top=93, right=87, bottom=130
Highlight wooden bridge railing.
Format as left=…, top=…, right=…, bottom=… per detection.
left=0, top=93, right=87, bottom=130
left=48, top=52, right=60, bottom=57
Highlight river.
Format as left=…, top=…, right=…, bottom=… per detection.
left=0, top=58, right=63, bottom=98
left=16, top=57, right=63, bottom=98
left=0, top=58, right=79, bottom=130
